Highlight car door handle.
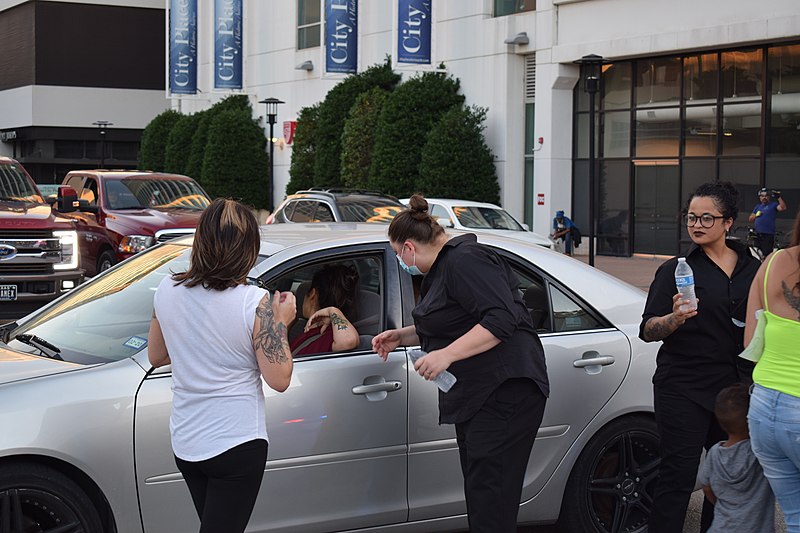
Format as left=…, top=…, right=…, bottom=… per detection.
left=352, top=381, right=403, bottom=395
left=573, top=355, right=615, bottom=368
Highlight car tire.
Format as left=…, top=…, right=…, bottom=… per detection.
left=97, top=250, right=116, bottom=273
left=0, top=462, right=104, bottom=533
left=558, top=415, right=659, bottom=533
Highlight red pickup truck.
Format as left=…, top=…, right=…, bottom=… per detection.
left=0, top=157, right=84, bottom=319
left=61, top=170, right=210, bottom=277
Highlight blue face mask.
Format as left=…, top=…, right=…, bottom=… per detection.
left=396, top=246, right=423, bottom=276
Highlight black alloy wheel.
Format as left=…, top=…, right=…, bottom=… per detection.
left=0, top=464, right=103, bottom=533
left=97, top=250, right=116, bottom=274
left=559, top=416, right=660, bottom=533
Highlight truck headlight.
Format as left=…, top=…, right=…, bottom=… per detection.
left=119, top=235, right=155, bottom=254
left=53, top=230, right=79, bottom=270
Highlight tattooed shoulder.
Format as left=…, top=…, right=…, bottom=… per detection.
left=780, top=280, right=800, bottom=319
left=254, top=303, right=290, bottom=364
left=330, top=312, right=349, bottom=331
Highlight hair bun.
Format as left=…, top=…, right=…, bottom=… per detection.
left=408, top=194, right=429, bottom=221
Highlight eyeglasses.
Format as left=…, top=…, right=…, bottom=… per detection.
left=684, top=213, right=726, bottom=228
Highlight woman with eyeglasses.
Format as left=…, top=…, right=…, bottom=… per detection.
left=639, top=181, right=760, bottom=533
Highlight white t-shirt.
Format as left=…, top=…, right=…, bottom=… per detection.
left=154, top=276, right=268, bottom=461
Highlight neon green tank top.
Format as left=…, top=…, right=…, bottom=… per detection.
left=753, top=249, right=800, bottom=398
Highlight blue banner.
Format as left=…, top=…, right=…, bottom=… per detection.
left=214, top=0, right=243, bottom=89
left=168, top=0, right=197, bottom=94
left=325, top=0, right=358, bottom=74
left=397, top=0, right=431, bottom=65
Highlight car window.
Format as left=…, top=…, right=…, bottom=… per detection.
left=510, top=265, right=552, bottom=333
left=314, top=202, right=335, bottom=222
left=117, top=178, right=209, bottom=210
left=64, top=175, right=83, bottom=192
left=290, top=200, right=317, bottom=222
left=549, top=284, right=605, bottom=332
left=0, top=163, right=44, bottom=203
left=279, top=201, right=296, bottom=221
left=338, top=198, right=404, bottom=223
left=430, top=204, right=452, bottom=226
left=80, top=177, right=98, bottom=206
left=453, top=206, right=524, bottom=231
left=264, top=254, right=383, bottom=356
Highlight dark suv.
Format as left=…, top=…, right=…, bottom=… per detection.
left=267, top=189, right=404, bottom=224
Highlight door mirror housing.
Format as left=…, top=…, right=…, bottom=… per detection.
left=56, top=186, right=78, bottom=213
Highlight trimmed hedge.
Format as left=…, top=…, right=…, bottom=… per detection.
left=164, top=112, right=201, bottom=176
left=286, top=103, right=320, bottom=194
left=340, top=88, right=389, bottom=190
left=138, top=109, right=181, bottom=171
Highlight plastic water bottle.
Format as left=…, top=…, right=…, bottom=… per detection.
left=408, top=349, right=457, bottom=393
left=674, top=258, right=698, bottom=312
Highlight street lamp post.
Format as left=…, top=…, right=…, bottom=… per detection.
left=92, top=121, right=113, bottom=169
left=259, top=98, right=285, bottom=212
left=574, top=54, right=604, bottom=267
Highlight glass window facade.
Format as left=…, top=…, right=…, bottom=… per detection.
left=495, top=0, right=535, bottom=17
left=297, top=0, right=321, bottom=49
left=573, top=42, right=800, bottom=256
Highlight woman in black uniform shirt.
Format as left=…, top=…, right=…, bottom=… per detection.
left=373, top=195, right=549, bottom=533
left=640, top=181, right=760, bottom=533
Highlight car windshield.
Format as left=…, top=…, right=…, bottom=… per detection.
left=6, top=244, right=192, bottom=364
left=338, top=198, right=404, bottom=223
left=105, top=178, right=210, bottom=210
left=0, top=164, right=44, bottom=203
left=453, top=206, right=524, bottom=231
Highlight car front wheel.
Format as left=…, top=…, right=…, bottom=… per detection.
left=0, top=463, right=103, bottom=533
left=558, top=416, right=660, bottom=533
left=97, top=250, right=116, bottom=273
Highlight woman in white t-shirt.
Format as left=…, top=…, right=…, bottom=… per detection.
left=147, top=198, right=296, bottom=533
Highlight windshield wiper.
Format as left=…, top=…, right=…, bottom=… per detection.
left=15, top=334, right=63, bottom=360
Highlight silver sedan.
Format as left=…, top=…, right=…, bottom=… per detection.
left=0, top=224, right=658, bottom=533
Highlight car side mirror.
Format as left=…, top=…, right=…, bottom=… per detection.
left=521, top=223, right=530, bottom=231
left=56, top=186, right=78, bottom=213
left=77, top=199, right=100, bottom=214
left=436, top=217, right=454, bottom=228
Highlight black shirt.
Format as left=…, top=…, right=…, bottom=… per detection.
left=639, top=239, right=760, bottom=410
left=413, top=234, right=549, bottom=424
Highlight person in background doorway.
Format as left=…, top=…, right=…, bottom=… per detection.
left=639, top=181, right=760, bottom=533
left=552, top=210, right=575, bottom=255
left=744, top=207, right=800, bottom=532
left=749, top=187, right=787, bottom=258
left=696, top=383, right=775, bottom=533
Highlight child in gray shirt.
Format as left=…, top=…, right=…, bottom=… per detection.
left=697, top=383, right=775, bottom=532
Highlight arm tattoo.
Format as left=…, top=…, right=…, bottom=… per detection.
left=254, top=304, right=290, bottom=364
left=643, top=315, right=677, bottom=341
left=330, top=312, right=349, bottom=331
left=781, top=281, right=800, bottom=320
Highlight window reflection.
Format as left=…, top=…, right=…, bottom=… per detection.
left=722, top=103, right=762, bottom=156
left=768, top=44, right=800, bottom=157
left=684, top=54, right=718, bottom=103
left=635, top=110, right=680, bottom=157
left=722, top=49, right=763, bottom=101
left=603, top=63, right=631, bottom=110
left=685, top=107, right=718, bottom=157
left=636, top=58, right=681, bottom=107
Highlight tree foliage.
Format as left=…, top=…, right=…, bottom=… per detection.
left=201, top=109, right=269, bottom=209
left=313, top=58, right=400, bottom=187
left=138, top=109, right=181, bottom=171
left=286, top=103, right=320, bottom=194
left=417, top=106, right=500, bottom=204
left=340, top=88, right=389, bottom=190
left=164, top=112, right=201, bottom=175
left=369, top=71, right=464, bottom=197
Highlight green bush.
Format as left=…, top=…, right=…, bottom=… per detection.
left=340, top=88, right=389, bottom=190
left=286, top=103, right=320, bottom=194
left=313, top=58, right=400, bottom=187
left=138, top=109, right=181, bottom=171
left=164, top=113, right=201, bottom=175
left=186, top=95, right=252, bottom=185
left=417, top=106, right=500, bottom=204
left=201, top=109, right=269, bottom=209
left=369, top=71, right=464, bottom=198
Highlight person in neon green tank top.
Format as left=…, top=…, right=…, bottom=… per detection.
left=744, top=207, right=800, bottom=532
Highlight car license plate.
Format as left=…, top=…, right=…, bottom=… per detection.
left=0, top=285, right=17, bottom=301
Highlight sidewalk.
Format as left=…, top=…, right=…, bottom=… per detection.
left=573, top=253, right=670, bottom=292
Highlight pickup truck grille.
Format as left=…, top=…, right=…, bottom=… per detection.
left=0, top=230, right=60, bottom=274
left=155, top=228, right=196, bottom=244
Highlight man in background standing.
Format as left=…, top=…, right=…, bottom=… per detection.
left=749, top=188, right=787, bottom=258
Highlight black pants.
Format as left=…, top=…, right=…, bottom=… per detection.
left=455, top=378, right=547, bottom=533
left=649, top=386, right=725, bottom=533
left=175, top=439, right=268, bottom=533
left=755, top=232, right=775, bottom=258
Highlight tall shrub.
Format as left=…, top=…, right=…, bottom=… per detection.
left=340, top=88, right=389, bottom=190
left=313, top=58, right=400, bottom=187
left=138, top=109, right=181, bottom=171
left=201, top=109, right=269, bottom=209
left=286, top=103, right=320, bottom=194
left=369, top=71, right=464, bottom=198
left=417, top=106, right=500, bottom=204
left=164, top=113, right=201, bottom=175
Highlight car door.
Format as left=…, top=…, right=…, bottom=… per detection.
left=404, top=252, right=632, bottom=519
left=134, top=245, right=410, bottom=533
left=62, top=174, right=104, bottom=275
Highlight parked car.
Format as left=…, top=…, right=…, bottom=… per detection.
left=0, top=157, right=83, bottom=319
left=267, top=188, right=405, bottom=224
left=0, top=224, right=658, bottom=533
left=402, top=198, right=555, bottom=249
left=60, top=170, right=211, bottom=276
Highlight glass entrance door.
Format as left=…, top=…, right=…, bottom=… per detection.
left=634, top=160, right=680, bottom=255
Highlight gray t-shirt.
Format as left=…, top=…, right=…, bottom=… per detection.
left=697, top=439, right=775, bottom=532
